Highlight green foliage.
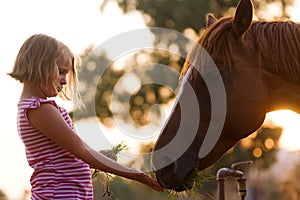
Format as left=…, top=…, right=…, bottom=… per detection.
left=102, top=0, right=237, bottom=32
left=72, top=0, right=295, bottom=126
left=103, top=0, right=293, bottom=32
left=71, top=47, right=112, bottom=122
left=75, top=48, right=183, bottom=127
left=77, top=0, right=294, bottom=127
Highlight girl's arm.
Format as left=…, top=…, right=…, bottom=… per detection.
left=26, top=103, right=163, bottom=192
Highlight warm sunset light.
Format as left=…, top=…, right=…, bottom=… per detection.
left=1, top=0, right=300, bottom=199
left=267, top=110, right=300, bottom=151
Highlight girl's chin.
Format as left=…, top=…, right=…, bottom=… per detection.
left=46, top=91, right=59, bottom=98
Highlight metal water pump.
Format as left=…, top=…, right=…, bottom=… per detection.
left=216, top=161, right=253, bottom=200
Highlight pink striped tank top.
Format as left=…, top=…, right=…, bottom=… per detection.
left=17, top=97, right=93, bottom=199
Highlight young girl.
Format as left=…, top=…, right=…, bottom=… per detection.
left=8, top=34, right=163, bottom=199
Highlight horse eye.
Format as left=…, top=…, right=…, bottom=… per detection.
left=188, top=69, right=195, bottom=82
left=188, top=74, right=193, bottom=82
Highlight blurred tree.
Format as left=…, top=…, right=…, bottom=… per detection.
left=102, top=0, right=236, bottom=32
left=72, top=46, right=120, bottom=126
left=74, top=48, right=183, bottom=127
left=0, top=190, right=7, bottom=200
left=102, top=0, right=294, bottom=32
left=254, top=0, right=294, bottom=18
left=75, top=0, right=293, bottom=127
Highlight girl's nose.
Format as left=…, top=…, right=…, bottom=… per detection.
left=60, top=75, right=67, bottom=85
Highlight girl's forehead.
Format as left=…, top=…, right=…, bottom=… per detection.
left=57, top=55, right=72, bottom=68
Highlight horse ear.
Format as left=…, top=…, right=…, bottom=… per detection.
left=232, top=0, right=253, bottom=37
left=206, top=14, right=217, bottom=28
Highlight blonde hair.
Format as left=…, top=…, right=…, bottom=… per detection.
left=9, top=34, right=81, bottom=103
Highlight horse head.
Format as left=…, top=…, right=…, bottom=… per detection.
left=152, top=0, right=258, bottom=192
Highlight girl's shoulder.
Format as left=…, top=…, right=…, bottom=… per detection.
left=18, top=97, right=70, bottom=126
left=18, top=97, right=60, bottom=110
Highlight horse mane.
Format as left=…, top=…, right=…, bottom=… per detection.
left=181, top=17, right=300, bottom=84
left=251, top=20, right=300, bottom=83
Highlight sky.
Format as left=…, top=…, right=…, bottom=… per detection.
left=1, top=0, right=300, bottom=199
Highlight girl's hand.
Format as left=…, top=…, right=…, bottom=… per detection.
left=131, top=168, right=164, bottom=192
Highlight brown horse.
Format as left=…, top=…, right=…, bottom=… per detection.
left=152, top=0, right=300, bottom=192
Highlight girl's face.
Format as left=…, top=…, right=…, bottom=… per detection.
left=41, top=56, right=72, bottom=98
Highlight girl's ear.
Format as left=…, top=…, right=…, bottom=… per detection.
left=232, top=0, right=253, bottom=37
left=206, top=14, right=217, bottom=28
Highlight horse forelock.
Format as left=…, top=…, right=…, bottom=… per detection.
left=181, top=17, right=300, bottom=84
left=180, top=17, right=236, bottom=81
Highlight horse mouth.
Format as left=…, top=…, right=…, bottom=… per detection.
left=173, top=168, right=198, bottom=192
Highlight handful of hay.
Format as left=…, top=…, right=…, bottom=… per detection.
left=168, top=168, right=215, bottom=199
left=91, top=143, right=127, bottom=197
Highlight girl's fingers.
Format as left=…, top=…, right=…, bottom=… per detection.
left=138, top=173, right=164, bottom=192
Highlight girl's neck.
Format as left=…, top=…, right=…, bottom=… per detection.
left=20, top=83, right=47, bottom=100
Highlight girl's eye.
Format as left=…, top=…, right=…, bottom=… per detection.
left=59, top=69, right=66, bottom=75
